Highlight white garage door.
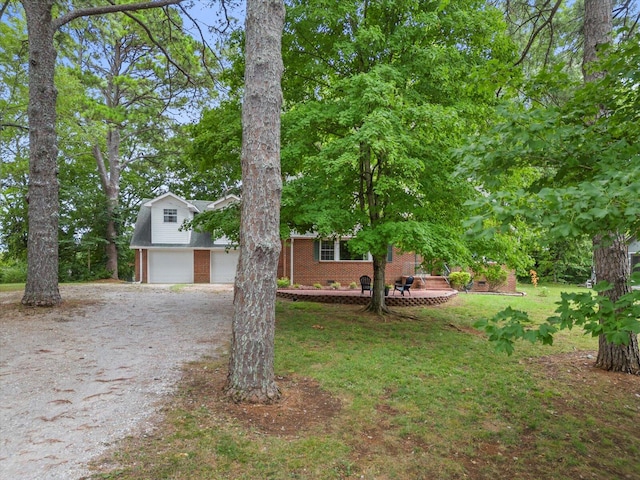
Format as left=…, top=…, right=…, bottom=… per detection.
left=210, top=250, right=239, bottom=283
left=148, top=250, right=193, bottom=284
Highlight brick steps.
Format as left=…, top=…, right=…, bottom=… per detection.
left=416, top=276, right=451, bottom=290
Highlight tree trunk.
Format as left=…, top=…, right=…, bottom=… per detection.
left=360, top=142, right=390, bottom=315
left=21, top=1, right=62, bottom=307
left=366, top=254, right=390, bottom=314
left=93, top=128, right=121, bottom=280
left=224, top=0, right=285, bottom=404
left=20, top=1, right=185, bottom=302
left=104, top=213, right=119, bottom=278
left=583, top=0, right=639, bottom=373
left=582, top=0, right=613, bottom=83
left=593, top=234, right=640, bottom=374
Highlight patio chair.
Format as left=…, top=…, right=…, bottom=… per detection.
left=393, top=276, right=414, bottom=296
left=360, top=275, right=372, bottom=295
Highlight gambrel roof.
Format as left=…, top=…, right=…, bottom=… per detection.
left=130, top=193, right=239, bottom=249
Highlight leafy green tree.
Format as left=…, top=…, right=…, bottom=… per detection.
left=465, top=35, right=640, bottom=373
left=528, top=236, right=592, bottom=284
left=0, top=8, right=29, bottom=262
left=581, top=0, right=639, bottom=373
left=17, top=0, right=185, bottom=306
left=279, top=0, right=516, bottom=313
left=58, top=8, right=213, bottom=279
left=175, top=99, right=243, bottom=200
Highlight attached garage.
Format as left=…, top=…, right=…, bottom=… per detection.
left=130, top=193, right=242, bottom=284
left=148, top=250, right=194, bottom=284
left=210, top=249, right=240, bottom=283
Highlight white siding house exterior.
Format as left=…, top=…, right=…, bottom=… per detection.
left=146, top=194, right=196, bottom=244
left=131, top=192, right=240, bottom=284
left=630, top=238, right=640, bottom=282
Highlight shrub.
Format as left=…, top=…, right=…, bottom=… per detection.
left=349, top=282, right=357, bottom=289
left=448, top=271, right=471, bottom=290
left=483, top=264, right=508, bottom=291
left=313, top=283, right=322, bottom=289
left=277, top=277, right=290, bottom=288
left=0, top=258, right=27, bottom=283
left=330, top=282, right=341, bottom=290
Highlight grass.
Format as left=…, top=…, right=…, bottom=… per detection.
left=170, top=284, right=188, bottom=292
left=0, top=283, right=24, bottom=292
left=91, top=283, right=640, bottom=480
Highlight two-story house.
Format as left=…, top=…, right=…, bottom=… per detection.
left=132, top=192, right=517, bottom=292
left=130, top=192, right=418, bottom=286
left=130, top=192, right=240, bottom=283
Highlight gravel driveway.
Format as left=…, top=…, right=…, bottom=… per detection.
left=0, top=283, right=233, bottom=480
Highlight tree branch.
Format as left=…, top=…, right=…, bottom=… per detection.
left=175, top=4, right=228, bottom=86
left=0, top=0, right=11, bottom=22
left=112, top=4, right=194, bottom=88
left=514, top=0, right=563, bottom=67
left=0, top=122, right=29, bottom=132
left=53, top=0, right=184, bottom=30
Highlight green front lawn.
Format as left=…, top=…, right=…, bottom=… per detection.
left=0, top=283, right=24, bottom=292
left=92, top=284, right=639, bottom=479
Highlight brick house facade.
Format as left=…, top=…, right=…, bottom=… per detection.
left=131, top=193, right=240, bottom=284
left=277, top=237, right=419, bottom=286
left=193, top=250, right=211, bottom=283
left=131, top=192, right=518, bottom=291
left=134, top=249, right=148, bottom=283
left=276, top=236, right=518, bottom=292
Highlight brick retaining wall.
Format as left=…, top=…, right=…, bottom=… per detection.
left=276, top=290, right=457, bottom=307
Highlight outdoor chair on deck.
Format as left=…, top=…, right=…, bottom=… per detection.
left=360, top=275, right=372, bottom=295
left=393, top=276, right=414, bottom=296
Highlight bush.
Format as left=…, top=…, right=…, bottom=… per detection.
left=448, top=271, right=471, bottom=290
left=1, top=265, right=27, bottom=283
left=349, top=282, right=357, bottom=289
left=0, top=258, right=27, bottom=283
left=483, top=264, right=508, bottom=291
left=313, top=283, right=322, bottom=289
left=277, top=277, right=290, bottom=288
left=330, top=282, right=341, bottom=290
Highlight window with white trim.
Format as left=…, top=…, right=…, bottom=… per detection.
left=320, top=240, right=335, bottom=261
left=163, top=208, right=178, bottom=223
left=318, top=239, right=369, bottom=261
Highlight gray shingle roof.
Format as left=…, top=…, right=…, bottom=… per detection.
left=129, top=198, right=230, bottom=249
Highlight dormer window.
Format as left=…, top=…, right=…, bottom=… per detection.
left=163, top=208, right=178, bottom=223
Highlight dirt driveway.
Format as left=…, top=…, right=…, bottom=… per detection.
left=0, top=283, right=233, bottom=480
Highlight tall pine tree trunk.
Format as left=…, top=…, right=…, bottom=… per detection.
left=593, top=234, right=640, bottom=373
left=93, top=128, right=121, bottom=280
left=20, top=0, right=184, bottom=303
left=224, top=0, right=285, bottom=404
left=582, top=0, right=613, bottom=82
left=21, top=1, right=61, bottom=306
left=583, top=0, right=640, bottom=373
